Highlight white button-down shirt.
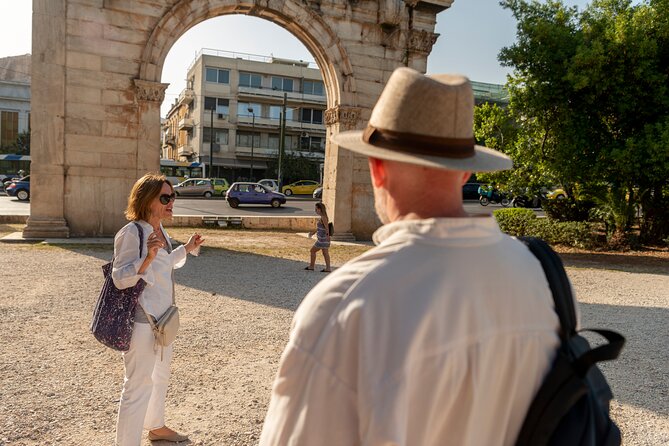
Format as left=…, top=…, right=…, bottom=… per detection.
left=260, top=217, right=561, bottom=446
left=111, top=220, right=187, bottom=319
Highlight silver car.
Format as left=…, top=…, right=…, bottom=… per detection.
left=174, top=178, right=215, bottom=198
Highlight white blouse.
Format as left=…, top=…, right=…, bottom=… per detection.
left=111, top=220, right=187, bottom=319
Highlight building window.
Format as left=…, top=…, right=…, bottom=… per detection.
left=236, top=131, right=261, bottom=147
left=0, top=111, right=19, bottom=147
left=237, top=102, right=261, bottom=117
left=239, top=72, right=262, bottom=88
left=271, top=76, right=294, bottom=92
left=268, top=134, right=280, bottom=150
left=300, top=108, right=323, bottom=124
left=202, top=128, right=229, bottom=145
left=284, top=134, right=299, bottom=150
left=303, top=80, right=324, bottom=96
left=204, top=97, right=229, bottom=116
left=205, top=67, right=230, bottom=84
left=269, top=105, right=293, bottom=121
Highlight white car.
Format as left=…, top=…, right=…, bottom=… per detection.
left=258, top=178, right=279, bottom=192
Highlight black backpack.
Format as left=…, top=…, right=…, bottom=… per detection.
left=516, top=237, right=625, bottom=446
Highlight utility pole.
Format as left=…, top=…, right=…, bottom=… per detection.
left=248, top=107, right=255, bottom=181
left=210, top=107, right=214, bottom=178
left=278, top=92, right=287, bottom=188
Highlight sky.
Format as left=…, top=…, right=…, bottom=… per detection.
left=0, top=0, right=596, bottom=117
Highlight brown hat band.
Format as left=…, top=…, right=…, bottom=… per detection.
left=362, top=125, right=476, bottom=159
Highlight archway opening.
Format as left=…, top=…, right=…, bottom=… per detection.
left=158, top=15, right=334, bottom=193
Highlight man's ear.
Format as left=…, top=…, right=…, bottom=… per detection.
left=368, top=157, right=387, bottom=188
left=460, top=171, right=472, bottom=186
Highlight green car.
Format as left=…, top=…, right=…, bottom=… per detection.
left=211, top=178, right=230, bottom=196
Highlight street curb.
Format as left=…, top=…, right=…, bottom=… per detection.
left=0, top=214, right=320, bottom=236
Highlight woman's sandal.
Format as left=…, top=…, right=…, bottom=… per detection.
left=304, top=266, right=314, bottom=270
left=320, top=269, right=332, bottom=273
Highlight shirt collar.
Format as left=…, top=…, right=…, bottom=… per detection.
left=137, top=220, right=162, bottom=235
left=372, top=216, right=502, bottom=246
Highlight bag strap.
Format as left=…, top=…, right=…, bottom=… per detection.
left=133, top=221, right=145, bottom=258
left=518, top=237, right=625, bottom=367
left=518, top=236, right=577, bottom=339
left=572, top=328, right=625, bottom=376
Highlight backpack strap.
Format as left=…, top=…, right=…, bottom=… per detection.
left=518, top=236, right=577, bottom=338
left=518, top=237, right=625, bottom=371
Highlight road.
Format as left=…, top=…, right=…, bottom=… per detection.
left=0, top=194, right=525, bottom=218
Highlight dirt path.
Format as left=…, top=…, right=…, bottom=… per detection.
left=0, top=229, right=667, bottom=445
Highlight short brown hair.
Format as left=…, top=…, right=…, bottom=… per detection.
left=125, top=173, right=172, bottom=222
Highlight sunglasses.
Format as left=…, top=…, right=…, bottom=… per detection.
left=159, top=193, right=176, bottom=205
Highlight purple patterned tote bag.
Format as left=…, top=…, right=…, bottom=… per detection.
left=90, top=222, right=146, bottom=351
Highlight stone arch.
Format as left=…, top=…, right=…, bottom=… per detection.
left=25, top=0, right=448, bottom=239
left=138, top=0, right=356, bottom=109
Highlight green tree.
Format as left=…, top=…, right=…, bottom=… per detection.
left=498, top=0, right=669, bottom=244
left=266, top=153, right=320, bottom=184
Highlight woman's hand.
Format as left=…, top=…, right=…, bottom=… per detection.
left=146, top=230, right=165, bottom=260
left=185, top=233, right=205, bottom=254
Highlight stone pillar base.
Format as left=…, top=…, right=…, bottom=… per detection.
left=23, top=217, right=70, bottom=239
left=331, top=232, right=356, bottom=242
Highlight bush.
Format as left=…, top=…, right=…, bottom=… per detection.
left=527, top=219, right=596, bottom=249
left=494, top=208, right=597, bottom=248
left=542, top=199, right=595, bottom=222
left=493, top=208, right=536, bottom=236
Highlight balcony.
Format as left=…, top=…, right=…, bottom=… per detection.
left=178, top=89, right=194, bottom=105
left=177, top=145, right=194, bottom=157
left=234, top=146, right=278, bottom=159
left=237, top=86, right=326, bottom=105
left=178, top=117, right=194, bottom=130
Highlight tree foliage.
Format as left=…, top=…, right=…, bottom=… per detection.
left=478, top=0, right=669, bottom=244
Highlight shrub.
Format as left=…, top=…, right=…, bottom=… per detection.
left=527, top=219, right=597, bottom=249
left=493, top=208, right=536, bottom=236
left=542, top=199, right=595, bottom=222
left=494, top=208, right=598, bottom=248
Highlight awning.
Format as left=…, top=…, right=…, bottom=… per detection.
left=0, top=154, right=30, bottom=161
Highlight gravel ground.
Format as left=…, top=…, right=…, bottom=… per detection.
left=0, top=227, right=667, bottom=445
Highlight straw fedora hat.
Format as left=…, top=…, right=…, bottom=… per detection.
left=332, top=67, right=513, bottom=172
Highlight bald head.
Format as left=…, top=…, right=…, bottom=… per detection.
left=368, top=158, right=471, bottom=223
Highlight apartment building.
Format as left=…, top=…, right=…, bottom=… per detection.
left=0, top=54, right=31, bottom=150
left=162, top=49, right=327, bottom=182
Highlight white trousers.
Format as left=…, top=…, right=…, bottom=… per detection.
left=116, top=323, right=173, bottom=446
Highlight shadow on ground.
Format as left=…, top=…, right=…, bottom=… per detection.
left=579, top=302, right=668, bottom=416
left=67, top=245, right=327, bottom=312
left=31, top=244, right=669, bottom=416
left=561, top=252, right=669, bottom=276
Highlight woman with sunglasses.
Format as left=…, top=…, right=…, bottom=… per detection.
left=112, top=173, right=204, bottom=445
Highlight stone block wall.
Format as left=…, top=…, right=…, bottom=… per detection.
left=26, top=0, right=452, bottom=239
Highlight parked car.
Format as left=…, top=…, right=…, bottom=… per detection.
left=5, top=175, right=30, bottom=201
left=313, top=186, right=323, bottom=199
left=211, top=178, right=230, bottom=196
left=174, top=178, right=215, bottom=197
left=1, top=173, right=20, bottom=189
left=281, top=180, right=320, bottom=196
left=226, top=182, right=287, bottom=208
left=258, top=178, right=279, bottom=192
left=546, top=187, right=568, bottom=200
left=462, top=182, right=482, bottom=200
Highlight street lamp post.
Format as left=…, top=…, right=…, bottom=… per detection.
left=248, top=107, right=255, bottom=181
